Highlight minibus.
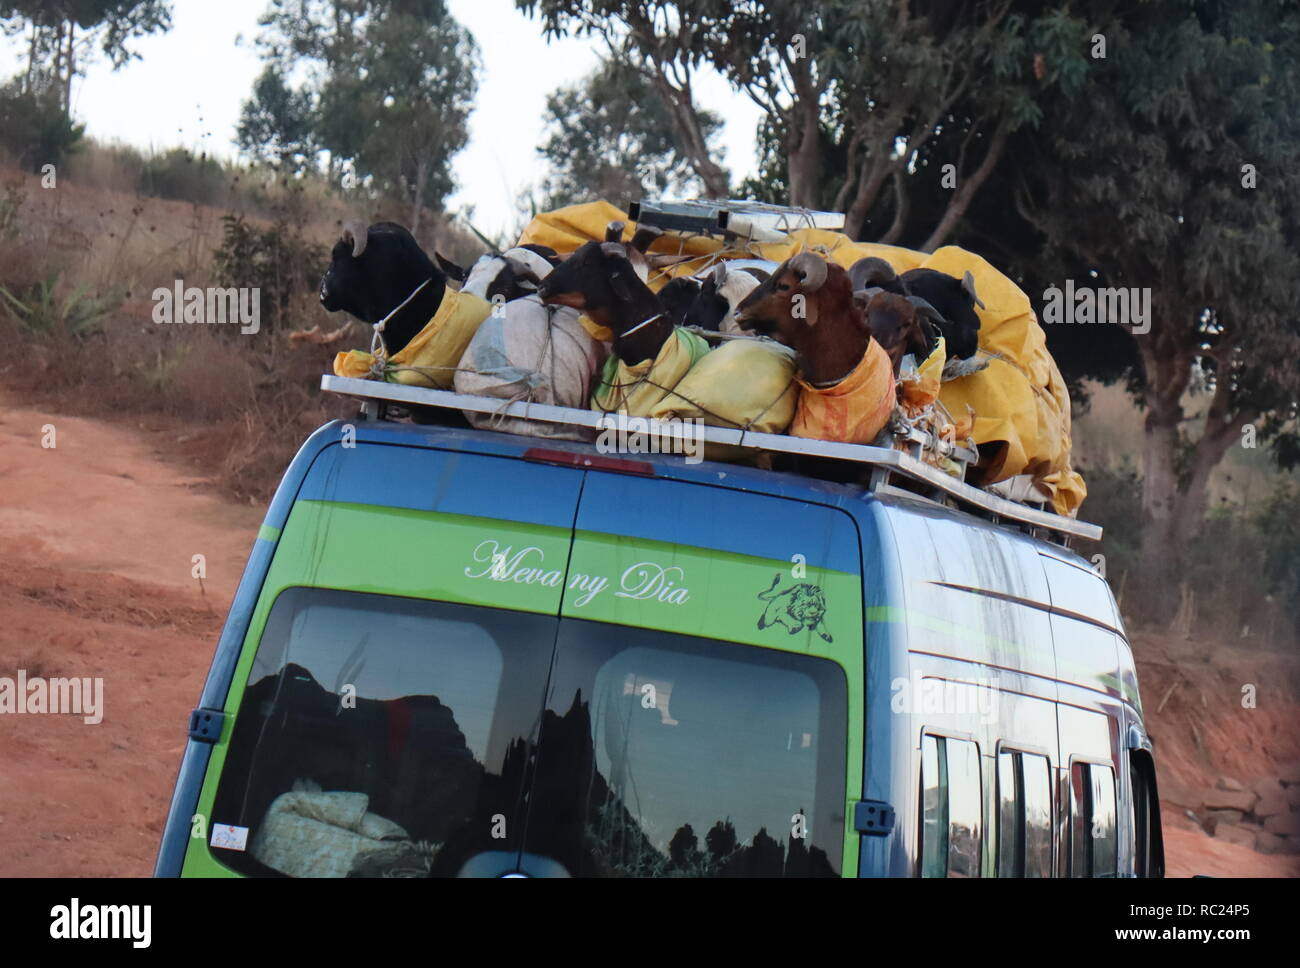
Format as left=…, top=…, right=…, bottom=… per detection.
left=155, top=379, right=1163, bottom=878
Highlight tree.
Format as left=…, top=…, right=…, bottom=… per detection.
left=519, top=1, right=1096, bottom=248
left=1016, top=0, right=1300, bottom=619
left=346, top=8, right=478, bottom=233
left=237, top=65, right=318, bottom=174
left=248, top=0, right=478, bottom=233
left=0, top=1, right=173, bottom=113
left=0, top=78, right=85, bottom=171
left=537, top=56, right=724, bottom=209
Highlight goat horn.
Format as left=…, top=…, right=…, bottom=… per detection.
left=789, top=252, right=828, bottom=291
left=908, top=296, right=947, bottom=329
left=341, top=219, right=369, bottom=258
left=962, top=270, right=986, bottom=310
left=605, top=220, right=626, bottom=242
left=849, top=257, right=897, bottom=291
left=630, top=225, right=663, bottom=253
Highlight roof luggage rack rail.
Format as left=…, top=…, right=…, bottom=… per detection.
left=629, top=198, right=846, bottom=242
left=320, top=375, right=1101, bottom=545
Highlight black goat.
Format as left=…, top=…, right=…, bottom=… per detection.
left=660, top=262, right=770, bottom=332
left=433, top=244, right=561, bottom=304
left=659, top=277, right=704, bottom=327
left=319, top=220, right=447, bottom=356
left=538, top=241, right=672, bottom=366
left=846, top=257, right=985, bottom=360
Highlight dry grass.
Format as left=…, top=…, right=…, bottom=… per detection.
left=0, top=141, right=487, bottom=502
left=0, top=159, right=341, bottom=500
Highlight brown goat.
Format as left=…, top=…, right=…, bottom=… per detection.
left=734, top=253, right=873, bottom=386
left=856, top=290, right=945, bottom=373
left=735, top=253, right=947, bottom=385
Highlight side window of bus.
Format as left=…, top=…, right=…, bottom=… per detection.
left=920, top=735, right=982, bottom=877
left=997, top=749, right=1053, bottom=877
left=1070, top=762, right=1118, bottom=877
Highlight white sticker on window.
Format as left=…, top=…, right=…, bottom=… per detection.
left=211, top=824, right=249, bottom=852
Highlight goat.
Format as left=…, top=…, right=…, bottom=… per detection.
left=897, top=267, right=984, bottom=359
left=318, top=219, right=447, bottom=356
left=847, top=257, right=984, bottom=360
left=660, top=261, right=769, bottom=332
left=733, top=252, right=872, bottom=387
left=537, top=240, right=672, bottom=366
left=434, top=244, right=561, bottom=303
left=856, top=289, right=945, bottom=374
left=659, top=277, right=704, bottom=327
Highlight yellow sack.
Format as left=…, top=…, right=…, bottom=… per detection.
left=792, top=339, right=896, bottom=445
left=592, top=327, right=710, bottom=416
left=650, top=339, right=798, bottom=461
left=333, top=287, right=491, bottom=390
left=900, top=336, right=946, bottom=414
left=518, top=202, right=1086, bottom=515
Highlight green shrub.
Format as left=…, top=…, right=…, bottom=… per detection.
left=0, top=83, right=84, bottom=173
left=0, top=272, right=115, bottom=337
left=212, top=208, right=325, bottom=335
left=138, top=148, right=229, bottom=205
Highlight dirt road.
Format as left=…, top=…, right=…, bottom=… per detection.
left=0, top=397, right=1293, bottom=876
left=0, top=400, right=259, bottom=876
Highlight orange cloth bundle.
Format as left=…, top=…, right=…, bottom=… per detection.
left=791, top=338, right=896, bottom=445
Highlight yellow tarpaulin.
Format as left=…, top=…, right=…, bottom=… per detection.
left=519, top=202, right=1086, bottom=516
left=333, top=286, right=491, bottom=389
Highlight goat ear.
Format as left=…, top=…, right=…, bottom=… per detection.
left=908, top=296, right=945, bottom=346
left=630, top=225, right=663, bottom=252
left=646, top=253, right=694, bottom=269
left=434, top=251, right=467, bottom=282
left=711, top=261, right=729, bottom=284
left=962, top=270, right=986, bottom=310
left=605, top=220, right=626, bottom=243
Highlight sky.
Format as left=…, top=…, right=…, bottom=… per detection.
left=0, top=0, right=763, bottom=239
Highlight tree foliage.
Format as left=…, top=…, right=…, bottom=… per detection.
left=520, top=0, right=1097, bottom=246
left=0, top=0, right=172, bottom=110
left=246, top=0, right=478, bottom=232
left=237, top=65, right=318, bottom=175
left=537, top=56, right=724, bottom=209
left=1012, top=0, right=1300, bottom=616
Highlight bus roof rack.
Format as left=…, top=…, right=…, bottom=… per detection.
left=629, top=198, right=846, bottom=243
left=321, top=374, right=1102, bottom=545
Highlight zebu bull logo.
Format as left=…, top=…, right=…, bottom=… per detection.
left=756, top=573, right=833, bottom=643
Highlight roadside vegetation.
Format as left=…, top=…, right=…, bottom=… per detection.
left=0, top=0, right=1296, bottom=647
